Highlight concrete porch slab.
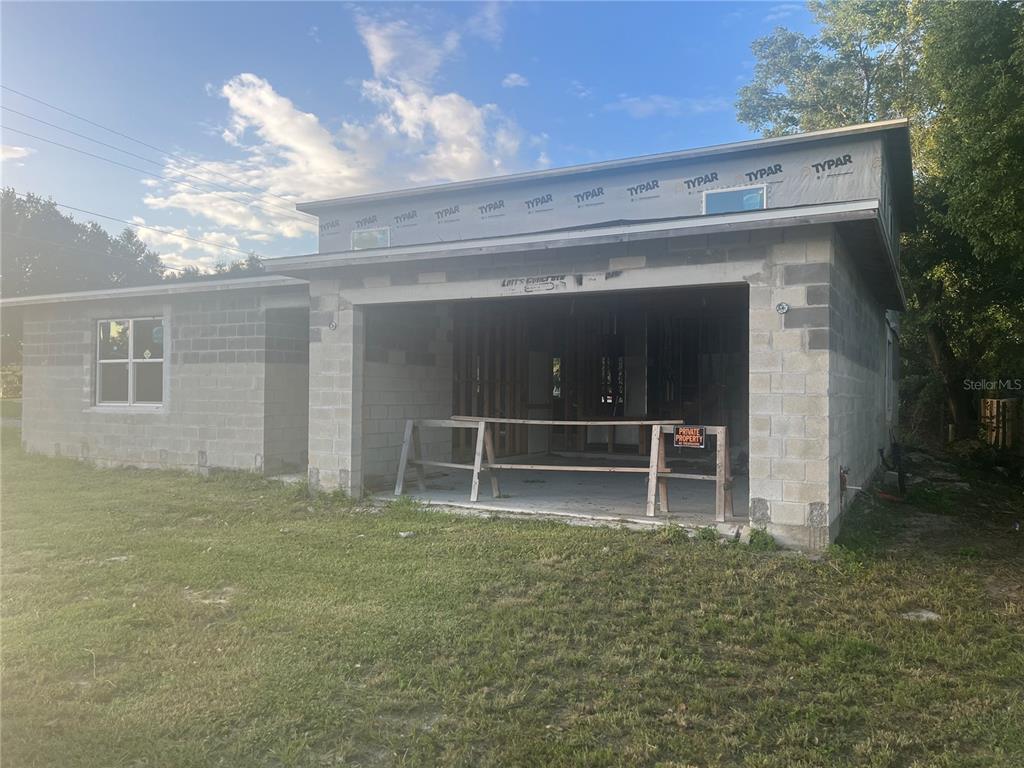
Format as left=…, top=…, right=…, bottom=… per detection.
left=385, top=468, right=750, bottom=529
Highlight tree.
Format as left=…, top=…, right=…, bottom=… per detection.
left=0, top=189, right=165, bottom=298
left=735, top=0, right=1024, bottom=439
left=162, top=252, right=264, bottom=282
left=737, top=1, right=924, bottom=138
left=1, top=189, right=168, bottom=363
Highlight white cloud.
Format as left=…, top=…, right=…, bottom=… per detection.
left=465, top=2, right=504, bottom=45
left=139, top=7, right=529, bottom=268
left=357, top=14, right=461, bottom=85
left=569, top=80, right=594, bottom=99
left=502, top=72, right=529, bottom=88
left=130, top=216, right=246, bottom=271
left=762, top=4, right=801, bottom=23
left=604, top=94, right=732, bottom=119
left=308, top=25, right=321, bottom=45
left=1, top=144, right=35, bottom=162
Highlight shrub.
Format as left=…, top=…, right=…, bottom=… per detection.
left=748, top=528, right=778, bottom=551
left=696, top=526, right=719, bottom=542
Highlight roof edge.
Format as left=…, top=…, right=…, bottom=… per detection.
left=297, top=119, right=911, bottom=212
left=0, top=274, right=308, bottom=309
left=268, top=200, right=882, bottom=273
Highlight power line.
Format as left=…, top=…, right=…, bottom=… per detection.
left=0, top=124, right=312, bottom=225
left=1, top=104, right=313, bottom=221
left=9, top=190, right=257, bottom=258
left=0, top=83, right=304, bottom=208
left=3, top=230, right=189, bottom=273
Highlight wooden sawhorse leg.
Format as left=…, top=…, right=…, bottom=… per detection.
left=483, top=423, right=501, bottom=498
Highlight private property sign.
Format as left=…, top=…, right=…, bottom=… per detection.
left=673, top=425, right=706, bottom=449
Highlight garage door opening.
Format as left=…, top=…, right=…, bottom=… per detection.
left=381, top=284, right=750, bottom=525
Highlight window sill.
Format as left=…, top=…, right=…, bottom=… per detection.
left=85, top=405, right=166, bottom=415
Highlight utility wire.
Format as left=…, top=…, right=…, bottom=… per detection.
left=9, top=190, right=257, bottom=258
left=1, top=124, right=312, bottom=225
left=3, top=230, right=189, bottom=273
left=1, top=104, right=311, bottom=221
left=0, top=83, right=304, bottom=207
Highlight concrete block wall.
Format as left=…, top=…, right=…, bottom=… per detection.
left=746, top=225, right=836, bottom=550
left=264, top=306, right=310, bottom=475
left=827, top=232, right=890, bottom=515
left=307, top=279, right=364, bottom=493
left=746, top=224, right=893, bottom=549
left=362, top=303, right=454, bottom=490
left=300, top=222, right=894, bottom=542
left=20, top=290, right=287, bottom=473
left=306, top=231, right=769, bottom=497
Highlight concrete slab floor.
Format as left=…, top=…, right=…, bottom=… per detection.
left=387, top=468, right=751, bottom=529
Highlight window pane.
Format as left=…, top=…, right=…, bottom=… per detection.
left=133, top=362, right=163, bottom=403
left=133, top=319, right=164, bottom=360
left=705, top=187, right=765, bottom=215
left=98, top=320, right=130, bottom=360
left=351, top=227, right=390, bottom=250
left=98, top=362, right=129, bottom=403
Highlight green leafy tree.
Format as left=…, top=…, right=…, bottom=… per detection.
left=1, top=189, right=165, bottom=298
left=162, top=252, right=264, bottom=283
left=736, top=0, right=1024, bottom=439
left=1, top=189, right=167, bottom=362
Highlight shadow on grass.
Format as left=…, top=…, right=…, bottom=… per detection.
left=834, top=451, right=1024, bottom=565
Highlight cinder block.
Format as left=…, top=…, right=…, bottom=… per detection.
left=771, top=373, right=805, bottom=394
left=771, top=286, right=806, bottom=308
left=749, top=373, right=771, bottom=394
left=750, top=415, right=772, bottom=435
left=748, top=351, right=783, bottom=373
left=772, top=458, right=806, bottom=481
left=770, top=501, right=806, bottom=526
left=749, top=436, right=782, bottom=459
left=771, top=415, right=805, bottom=437
left=785, top=437, right=826, bottom=460
left=783, top=481, right=829, bottom=504
left=784, top=263, right=832, bottom=285
left=770, top=240, right=807, bottom=264
left=749, top=394, right=783, bottom=416
left=749, top=478, right=783, bottom=500
left=783, top=395, right=827, bottom=417
left=783, top=307, right=829, bottom=329
left=771, top=330, right=804, bottom=351
left=608, top=255, right=646, bottom=270
left=749, top=456, right=772, bottom=479
left=804, top=460, right=830, bottom=483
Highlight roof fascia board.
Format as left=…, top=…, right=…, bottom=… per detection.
left=0, top=275, right=308, bottom=309
left=267, top=200, right=881, bottom=272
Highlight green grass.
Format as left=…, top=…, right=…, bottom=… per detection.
left=0, top=399, right=21, bottom=420
left=2, top=427, right=1023, bottom=767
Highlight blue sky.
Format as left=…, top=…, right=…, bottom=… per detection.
left=0, top=1, right=815, bottom=269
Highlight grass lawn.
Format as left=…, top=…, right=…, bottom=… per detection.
left=2, top=426, right=1022, bottom=767
left=0, top=399, right=21, bottom=421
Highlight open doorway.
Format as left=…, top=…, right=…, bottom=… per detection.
left=451, top=284, right=749, bottom=469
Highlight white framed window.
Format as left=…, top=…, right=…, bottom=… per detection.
left=702, top=185, right=766, bottom=215
left=96, top=318, right=164, bottom=406
left=351, top=226, right=391, bottom=251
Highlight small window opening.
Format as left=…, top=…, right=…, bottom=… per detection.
left=351, top=227, right=391, bottom=250
left=703, top=185, right=766, bottom=215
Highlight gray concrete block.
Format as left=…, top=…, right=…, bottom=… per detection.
left=784, top=263, right=831, bottom=285
left=783, top=307, right=829, bottom=329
